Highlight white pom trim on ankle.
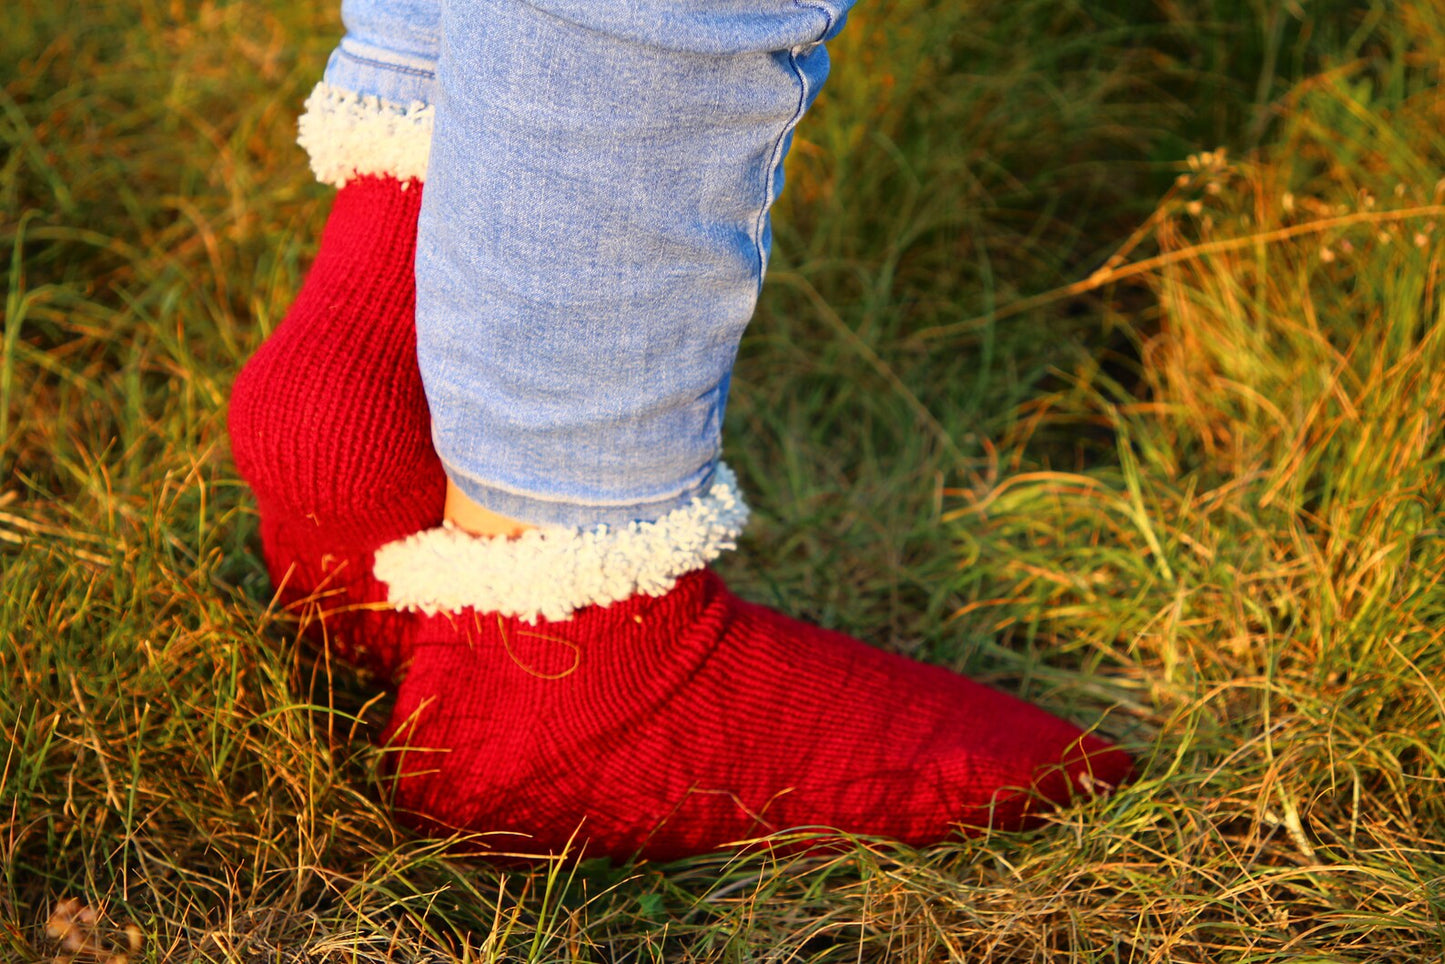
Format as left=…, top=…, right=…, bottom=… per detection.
left=372, top=464, right=750, bottom=623
left=297, top=82, right=434, bottom=188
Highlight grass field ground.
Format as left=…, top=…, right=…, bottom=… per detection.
left=5, top=0, right=1444, bottom=960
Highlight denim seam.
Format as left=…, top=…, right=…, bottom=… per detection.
left=335, top=45, right=437, bottom=80
left=752, top=1, right=836, bottom=291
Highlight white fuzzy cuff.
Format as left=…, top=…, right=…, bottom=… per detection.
left=373, top=465, right=750, bottom=623
left=297, top=82, right=434, bottom=187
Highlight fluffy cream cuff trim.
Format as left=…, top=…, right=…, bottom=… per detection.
left=373, top=465, right=750, bottom=623
left=297, top=82, right=433, bottom=187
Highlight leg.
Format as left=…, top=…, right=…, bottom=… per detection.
left=229, top=0, right=445, bottom=679
left=413, top=0, right=838, bottom=528
left=374, top=0, right=1131, bottom=860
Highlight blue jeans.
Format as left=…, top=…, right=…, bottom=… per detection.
left=310, top=0, right=851, bottom=528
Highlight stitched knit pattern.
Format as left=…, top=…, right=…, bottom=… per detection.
left=385, top=569, right=1133, bottom=860
left=229, top=175, right=446, bottom=678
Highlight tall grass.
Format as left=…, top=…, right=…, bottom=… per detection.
left=5, top=0, right=1442, bottom=960
left=946, top=3, right=1445, bottom=958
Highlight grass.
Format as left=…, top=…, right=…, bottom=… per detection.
left=4, top=0, right=1444, bottom=959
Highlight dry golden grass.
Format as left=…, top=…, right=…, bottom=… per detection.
left=5, top=0, right=1442, bottom=960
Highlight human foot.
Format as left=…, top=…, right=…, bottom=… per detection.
left=382, top=568, right=1129, bottom=860
left=229, top=175, right=446, bottom=679
left=374, top=475, right=1131, bottom=860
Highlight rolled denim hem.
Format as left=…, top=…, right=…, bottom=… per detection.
left=325, top=38, right=438, bottom=104
left=374, top=464, right=749, bottom=623
left=302, top=3, right=440, bottom=185
left=444, top=458, right=724, bottom=529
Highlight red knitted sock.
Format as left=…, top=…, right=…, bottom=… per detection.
left=384, top=569, right=1131, bottom=860
left=229, top=175, right=445, bottom=679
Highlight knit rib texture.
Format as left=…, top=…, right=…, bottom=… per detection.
left=385, top=568, right=1133, bottom=860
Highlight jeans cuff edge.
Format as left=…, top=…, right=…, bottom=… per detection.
left=373, top=463, right=750, bottom=623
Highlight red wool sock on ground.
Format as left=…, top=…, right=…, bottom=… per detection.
left=229, top=175, right=446, bottom=679
left=374, top=476, right=1132, bottom=861
left=382, top=568, right=1132, bottom=861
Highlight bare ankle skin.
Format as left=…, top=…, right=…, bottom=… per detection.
left=444, top=478, right=535, bottom=539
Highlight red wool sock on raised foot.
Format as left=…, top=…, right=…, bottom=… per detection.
left=229, top=175, right=446, bottom=679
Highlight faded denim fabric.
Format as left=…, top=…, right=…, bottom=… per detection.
left=324, top=0, right=852, bottom=527
left=324, top=0, right=440, bottom=105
